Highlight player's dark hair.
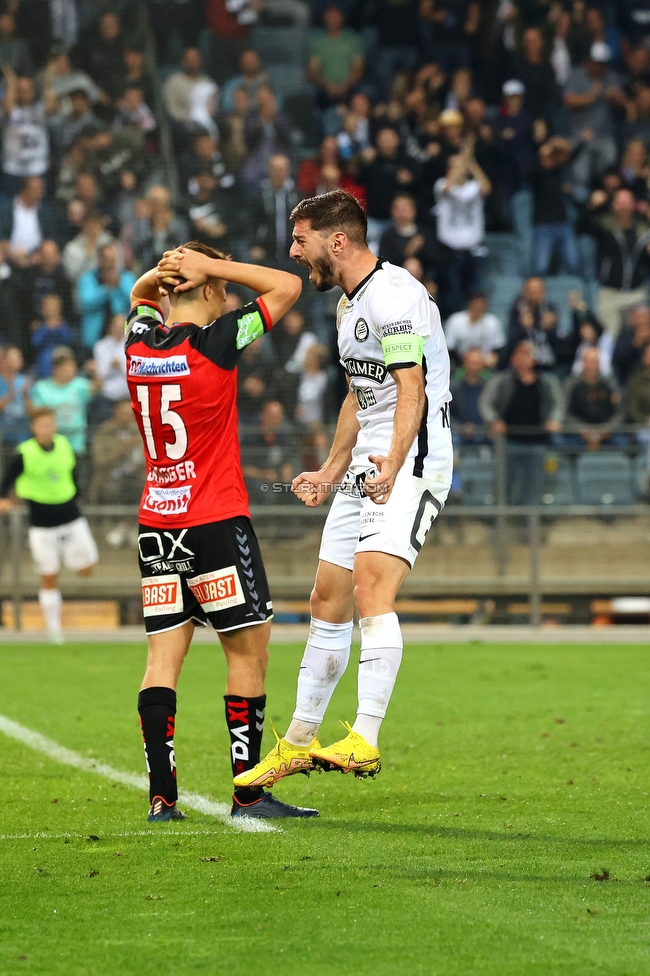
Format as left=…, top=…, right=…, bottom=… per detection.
left=168, top=241, right=232, bottom=303
left=290, top=190, right=367, bottom=246
left=180, top=241, right=231, bottom=262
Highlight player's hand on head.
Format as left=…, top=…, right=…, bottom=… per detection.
left=156, top=247, right=213, bottom=293
left=292, top=471, right=331, bottom=507
left=365, top=455, right=399, bottom=505
left=0, top=498, right=14, bottom=513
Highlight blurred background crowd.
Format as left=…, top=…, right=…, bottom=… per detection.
left=1, top=0, right=650, bottom=521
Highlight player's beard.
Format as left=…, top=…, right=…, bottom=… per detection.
left=309, top=252, right=336, bottom=292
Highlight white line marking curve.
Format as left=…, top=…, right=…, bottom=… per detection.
left=0, top=713, right=276, bottom=834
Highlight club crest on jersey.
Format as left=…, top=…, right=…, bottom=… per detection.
left=342, top=358, right=387, bottom=383
left=129, top=355, right=190, bottom=377
left=354, top=318, right=369, bottom=342
left=143, top=484, right=192, bottom=514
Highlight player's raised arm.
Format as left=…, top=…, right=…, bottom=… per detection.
left=292, top=383, right=360, bottom=507
left=130, top=268, right=164, bottom=307
left=157, top=247, right=302, bottom=325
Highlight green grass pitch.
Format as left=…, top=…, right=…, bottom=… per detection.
left=0, top=640, right=649, bottom=975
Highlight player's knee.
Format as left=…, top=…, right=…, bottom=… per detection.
left=353, top=579, right=395, bottom=618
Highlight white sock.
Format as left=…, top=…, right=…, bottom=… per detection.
left=285, top=617, right=353, bottom=746
left=39, top=588, right=62, bottom=636
left=353, top=612, right=403, bottom=748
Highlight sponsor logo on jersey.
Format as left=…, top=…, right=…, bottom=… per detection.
left=146, top=460, right=196, bottom=484
left=342, top=358, right=387, bottom=383
left=143, top=484, right=192, bottom=514
left=381, top=320, right=413, bottom=336
left=187, top=565, right=245, bottom=612
left=235, top=310, right=264, bottom=350
left=141, top=574, right=183, bottom=616
left=129, top=354, right=190, bottom=377
left=354, top=318, right=369, bottom=342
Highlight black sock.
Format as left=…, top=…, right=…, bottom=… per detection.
left=138, top=686, right=178, bottom=805
left=225, top=694, right=266, bottom=804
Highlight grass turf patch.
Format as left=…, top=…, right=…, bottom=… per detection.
left=0, top=640, right=649, bottom=975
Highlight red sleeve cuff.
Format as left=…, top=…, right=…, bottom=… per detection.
left=256, top=296, right=272, bottom=331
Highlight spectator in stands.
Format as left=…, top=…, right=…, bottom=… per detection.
left=623, top=342, right=650, bottom=428
left=530, top=135, right=582, bottom=276
left=373, top=0, right=420, bottom=101
left=564, top=43, right=625, bottom=199
left=205, top=0, right=254, bottom=84
left=180, top=130, right=237, bottom=195
left=221, top=49, right=268, bottom=114
left=42, top=48, right=100, bottom=105
left=269, top=307, right=317, bottom=416
left=419, top=0, right=480, bottom=73
left=511, top=27, right=560, bottom=122
left=358, top=127, right=418, bottom=249
left=0, top=177, right=59, bottom=261
left=619, top=139, right=650, bottom=205
left=186, top=168, right=234, bottom=252
left=308, top=5, right=364, bottom=111
left=49, top=89, right=98, bottom=158
left=445, top=292, right=504, bottom=369
left=242, top=86, right=293, bottom=189
left=113, top=87, right=157, bottom=137
left=479, top=341, right=565, bottom=504
left=31, top=346, right=95, bottom=456
left=0, top=72, right=50, bottom=196
left=84, top=128, right=152, bottom=202
left=241, top=399, right=296, bottom=503
left=0, top=346, right=31, bottom=467
left=580, top=188, right=650, bottom=337
left=29, top=240, right=74, bottom=325
left=238, top=340, right=278, bottom=422
left=434, top=144, right=491, bottom=315
left=249, top=154, right=301, bottom=267
left=568, top=291, right=613, bottom=378
left=613, top=304, right=650, bottom=385
left=297, top=343, right=330, bottom=428
left=77, top=243, right=134, bottom=352
left=32, top=294, right=73, bottom=379
left=296, top=136, right=365, bottom=204
left=62, top=210, right=112, bottom=284
left=379, top=194, right=440, bottom=278
left=89, top=398, right=145, bottom=504
left=132, top=186, right=189, bottom=271
left=119, top=46, right=156, bottom=107
left=82, top=11, right=125, bottom=97
left=507, top=277, right=560, bottom=370
left=623, top=86, right=650, bottom=145
left=163, top=48, right=213, bottom=130
left=0, top=10, right=31, bottom=76
left=92, top=313, right=129, bottom=426
left=494, top=80, right=536, bottom=204
left=565, top=347, right=621, bottom=449
left=450, top=347, right=489, bottom=445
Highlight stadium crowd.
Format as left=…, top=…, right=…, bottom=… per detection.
left=0, top=0, right=650, bottom=514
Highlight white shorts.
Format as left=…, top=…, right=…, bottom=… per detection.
left=28, top=517, right=99, bottom=577
left=319, top=463, right=450, bottom=572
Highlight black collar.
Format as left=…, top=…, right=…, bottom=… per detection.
left=345, top=258, right=383, bottom=300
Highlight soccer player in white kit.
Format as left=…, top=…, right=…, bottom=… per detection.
left=234, top=190, right=453, bottom=787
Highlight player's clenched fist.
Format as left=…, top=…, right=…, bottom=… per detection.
left=292, top=471, right=334, bottom=507
left=365, top=454, right=399, bottom=505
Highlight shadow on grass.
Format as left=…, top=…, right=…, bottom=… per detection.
left=312, top=818, right=650, bottom=850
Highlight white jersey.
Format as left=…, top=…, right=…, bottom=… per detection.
left=336, top=259, right=452, bottom=484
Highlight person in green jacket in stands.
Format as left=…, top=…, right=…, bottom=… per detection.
left=0, top=407, right=98, bottom=643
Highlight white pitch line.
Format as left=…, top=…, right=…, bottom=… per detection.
left=0, top=714, right=276, bottom=834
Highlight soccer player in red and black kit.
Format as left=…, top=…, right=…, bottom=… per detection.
left=126, top=241, right=318, bottom=820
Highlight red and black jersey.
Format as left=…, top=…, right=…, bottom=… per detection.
left=125, top=297, right=272, bottom=529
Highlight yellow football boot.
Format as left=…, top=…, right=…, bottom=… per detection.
left=309, top=722, right=381, bottom=779
left=233, top=726, right=321, bottom=789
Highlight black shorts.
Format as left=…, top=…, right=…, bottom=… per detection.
left=138, top=517, right=273, bottom=635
